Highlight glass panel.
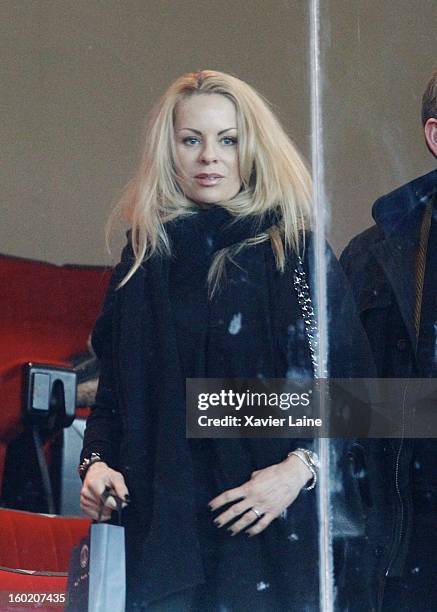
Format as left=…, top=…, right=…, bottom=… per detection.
left=320, top=2, right=437, bottom=609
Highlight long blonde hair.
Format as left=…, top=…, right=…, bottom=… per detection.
left=109, top=70, right=313, bottom=289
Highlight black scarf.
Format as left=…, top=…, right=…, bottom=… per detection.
left=115, top=206, right=302, bottom=604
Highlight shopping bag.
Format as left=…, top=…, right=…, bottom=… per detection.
left=66, top=533, right=90, bottom=611
left=66, top=492, right=126, bottom=611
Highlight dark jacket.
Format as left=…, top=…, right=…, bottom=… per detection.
left=82, top=207, right=374, bottom=609
left=340, top=169, right=437, bottom=611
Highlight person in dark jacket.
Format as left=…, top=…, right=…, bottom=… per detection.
left=340, top=69, right=437, bottom=611
left=78, top=70, right=372, bottom=611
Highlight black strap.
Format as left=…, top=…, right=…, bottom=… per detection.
left=32, top=427, right=56, bottom=514
left=98, top=486, right=124, bottom=525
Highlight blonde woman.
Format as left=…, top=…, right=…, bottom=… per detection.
left=78, top=70, right=368, bottom=611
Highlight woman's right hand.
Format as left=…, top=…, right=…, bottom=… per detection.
left=80, top=462, right=130, bottom=521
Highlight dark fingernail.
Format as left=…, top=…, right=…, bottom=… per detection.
left=124, top=494, right=130, bottom=502
left=227, top=528, right=236, bottom=536
left=213, top=519, right=221, bottom=526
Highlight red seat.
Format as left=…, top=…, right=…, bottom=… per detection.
left=0, top=508, right=90, bottom=571
left=0, top=570, right=68, bottom=612
left=0, top=253, right=110, bottom=494
left=0, top=508, right=91, bottom=611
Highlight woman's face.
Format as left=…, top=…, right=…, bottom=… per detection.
left=174, top=93, right=241, bottom=205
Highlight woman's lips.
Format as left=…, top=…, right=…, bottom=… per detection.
left=194, top=173, right=224, bottom=187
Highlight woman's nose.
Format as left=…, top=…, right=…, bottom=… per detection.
left=199, top=140, right=218, bottom=164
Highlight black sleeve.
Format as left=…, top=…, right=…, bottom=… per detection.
left=79, top=239, right=134, bottom=469
left=315, top=240, right=376, bottom=378
left=338, top=239, right=357, bottom=282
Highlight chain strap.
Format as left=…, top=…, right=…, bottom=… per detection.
left=293, top=255, right=325, bottom=377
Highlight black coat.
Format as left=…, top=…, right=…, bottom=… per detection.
left=340, top=169, right=437, bottom=611
left=82, top=206, right=374, bottom=609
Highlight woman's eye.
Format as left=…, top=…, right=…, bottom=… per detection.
left=221, top=136, right=238, bottom=145
left=182, top=136, right=200, bottom=145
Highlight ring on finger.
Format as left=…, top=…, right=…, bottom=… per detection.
left=251, top=508, right=262, bottom=519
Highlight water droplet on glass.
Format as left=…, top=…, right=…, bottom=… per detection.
left=228, top=313, right=242, bottom=335
left=256, top=581, right=270, bottom=591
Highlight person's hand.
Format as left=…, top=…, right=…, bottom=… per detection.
left=80, top=462, right=129, bottom=521
left=208, top=455, right=312, bottom=536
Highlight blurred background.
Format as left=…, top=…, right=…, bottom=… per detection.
left=1, top=1, right=436, bottom=264
left=1, top=1, right=310, bottom=265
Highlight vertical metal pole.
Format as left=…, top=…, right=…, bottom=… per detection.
left=309, top=0, right=334, bottom=610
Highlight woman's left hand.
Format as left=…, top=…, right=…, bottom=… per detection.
left=208, top=454, right=312, bottom=536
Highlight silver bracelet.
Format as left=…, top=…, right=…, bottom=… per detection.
left=78, top=452, right=104, bottom=480
left=288, top=448, right=319, bottom=491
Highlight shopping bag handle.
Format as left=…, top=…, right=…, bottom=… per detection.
left=98, top=486, right=126, bottom=525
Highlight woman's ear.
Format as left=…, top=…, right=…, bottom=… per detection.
left=424, top=117, right=437, bottom=158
